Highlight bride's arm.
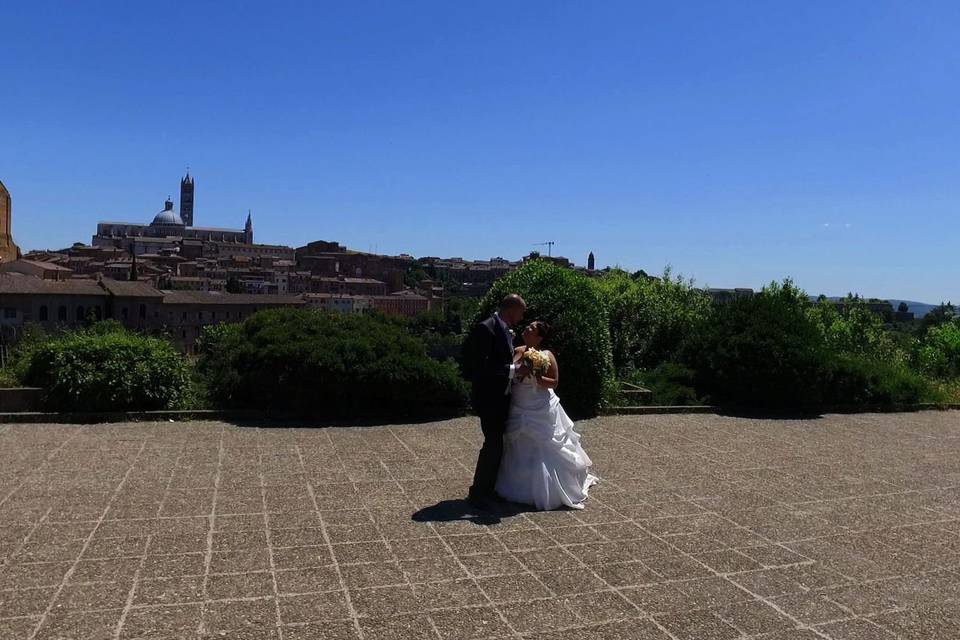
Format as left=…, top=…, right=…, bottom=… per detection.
left=537, top=351, right=559, bottom=389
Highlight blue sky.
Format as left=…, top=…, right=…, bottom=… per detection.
left=1, top=1, right=958, bottom=302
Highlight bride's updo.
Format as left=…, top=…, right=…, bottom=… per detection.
left=530, top=320, right=557, bottom=350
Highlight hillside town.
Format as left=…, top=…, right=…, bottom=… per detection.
left=1, top=174, right=915, bottom=353
left=0, top=174, right=606, bottom=351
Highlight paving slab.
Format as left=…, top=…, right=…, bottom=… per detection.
left=0, top=411, right=959, bottom=638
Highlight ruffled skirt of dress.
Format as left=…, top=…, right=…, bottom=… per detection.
left=495, top=390, right=599, bottom=510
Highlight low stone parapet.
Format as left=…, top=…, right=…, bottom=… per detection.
left=0, top=387, right=42, bottom=412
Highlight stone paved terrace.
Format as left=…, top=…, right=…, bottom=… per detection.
left=2, top=413, right=960, bottom=639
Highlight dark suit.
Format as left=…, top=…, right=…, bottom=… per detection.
left=462, top=314, right=515, bottom=498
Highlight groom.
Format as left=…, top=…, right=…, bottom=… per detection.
left=463, top=294, right=529, bottom=510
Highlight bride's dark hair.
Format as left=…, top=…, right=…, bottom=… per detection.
left=530, top=320, right=557, bottom=350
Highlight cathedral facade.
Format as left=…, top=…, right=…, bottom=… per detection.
left=93, top=172, right=253, bottom=253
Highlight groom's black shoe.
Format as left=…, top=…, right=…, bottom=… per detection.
left=466, top=491, right=498, bottom=513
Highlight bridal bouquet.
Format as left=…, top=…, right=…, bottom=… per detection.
left=522, top=348, right=551, bottom=377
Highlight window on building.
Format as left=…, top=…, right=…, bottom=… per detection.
left=182, top=311, right=187, bottom=320
left=38, top=306, right=48, bottom=321
left=139, top=304, right=146, bottom=319
left=212, top=311, right=216, bottom=320
left=94, top=307, right=102, bottom=320
left=198, top=311, right=203, bottom=321
left=58, top=306, right=67, bottom=321
left=3, top=308, right=16, bottom=319
left=76, top=306, right=85, bottom=321
left=121, top=307, right=129, bottom=320
left=182, top=329, right=187, bottom=338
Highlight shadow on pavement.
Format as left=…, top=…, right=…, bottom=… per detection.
left=411, top=499, right=537, bottom=527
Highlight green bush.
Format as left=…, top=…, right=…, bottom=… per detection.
left=199, top=308, right=468, bottom=418
left=22, top=327, right=192, bottom=412
left=823, top=354, right=934, bottom=407
left=684, top=280, right=831, bottom=410
left=808, top=299, right=904, bottom=363
left=686, top=280, right=939, bottom=411
left=596, top=268, right=711, bottom=375
left=916, top=321, right=960, bottom=378
left=474, top=260, right=615, bottom=417
left=0, top=368, right=18, bottom=389
left=633, top=363, right=702, bottom=406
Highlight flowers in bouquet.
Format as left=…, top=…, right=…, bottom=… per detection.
left=522, top=348, right=551, bottom=377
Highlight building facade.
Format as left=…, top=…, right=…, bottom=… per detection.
left=0, top=181, right=21, bottom=264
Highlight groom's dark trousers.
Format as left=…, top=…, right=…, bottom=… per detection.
left=463, top=315, right=514, bottom=498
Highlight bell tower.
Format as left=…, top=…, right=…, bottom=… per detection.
left=244, top=210, right=254, bottom=244
left=180, top=170, right=194, bottom=227
left=0, top=180, right=21, bottom=263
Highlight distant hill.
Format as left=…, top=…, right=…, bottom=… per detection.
left=888, top=300, right=941, bottom=318
left=809, top=296, right=941, bottom=318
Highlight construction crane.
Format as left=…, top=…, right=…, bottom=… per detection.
left=533, top=241, right=556, bottom=257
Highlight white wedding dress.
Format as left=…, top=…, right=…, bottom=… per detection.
left=496, top=355, right=598, bottom=510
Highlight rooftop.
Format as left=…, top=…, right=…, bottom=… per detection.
left=159, top=290, right=305, bottom=305
left=0, top=272, right=104, bottom=295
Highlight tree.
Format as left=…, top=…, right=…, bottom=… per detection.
left=919, top=303, right=956, bottom=336
left=595, top=267, right=711, bottom=375
left=917, top=320, right=960, bottom=378
left=226, top=277, right=243, bottom=294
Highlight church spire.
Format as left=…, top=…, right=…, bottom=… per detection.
left=244, top=210, right=253, bottom=244
left=179, top=170, right=194, bottom=227
left=130, top=249, right=138, bottom=281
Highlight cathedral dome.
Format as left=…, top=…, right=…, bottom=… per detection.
left=151, top=198, right=184, bottom=226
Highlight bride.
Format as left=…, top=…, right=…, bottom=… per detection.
left=495, top=320, right=598, bottom=510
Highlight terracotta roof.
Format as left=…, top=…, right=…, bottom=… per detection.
left=159, top=291, right=306, bottom=306
left=312, top=276, right=386, bottom=284
left=0, top=273, right=105, bottom=296
left=100, top=280, right=164, bottom=298
left=1, top=259, right=72, bottom=272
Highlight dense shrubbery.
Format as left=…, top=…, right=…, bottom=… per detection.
left=2, top=264, right=952, bottom=417
left=475, top=261, right=615, bottom=417
left=198, top=308, right=468, bottom=419
left=596, top=268, right=711, bottom=375
left=683, top=280, right=832, bottom=410
left=682, top=281, right=938, bottom=410
left=823, top=355, right=935, bottom=407
left=632, top=363, right=703, bottom=406
left=469, top=264, right=942, bottom=413
left=406, top=309, right=466, bottom=364
left=916, top=321, right=960, bottom=379
left=808, top=300, right=904, bottom=364
left=20, top=324, right=192, bottom=412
